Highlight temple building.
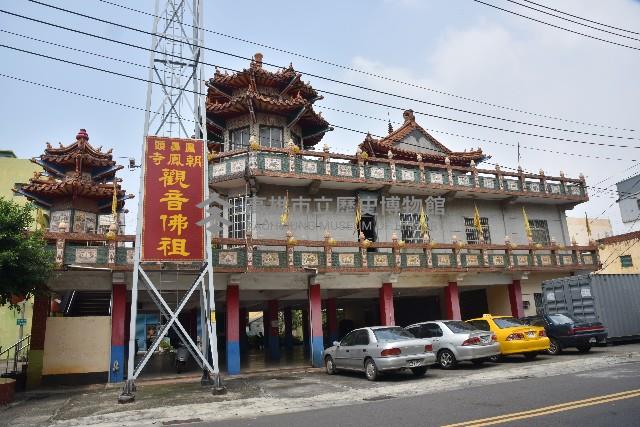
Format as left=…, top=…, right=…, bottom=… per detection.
left=18, top=56, right=599, bottom=387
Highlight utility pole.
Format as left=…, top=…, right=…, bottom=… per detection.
left=120, top=0, right=224, bottom=403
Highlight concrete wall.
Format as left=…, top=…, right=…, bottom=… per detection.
left=567, top=217, right=612, bottom=245
left=486, top=286, right=511, bottom=316
left=42, top=316, right=111, bottom=375
left=0, top=299, right=33, bottom=352
left=227, top=184, right=572, bottom=247
left=598, top=239, right=640, bottom=274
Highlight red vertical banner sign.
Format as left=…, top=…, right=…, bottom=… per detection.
left=141, top=136, right=205, bottom=262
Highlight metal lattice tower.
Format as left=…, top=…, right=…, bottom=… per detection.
left=143, top=0, right=205, bottom=139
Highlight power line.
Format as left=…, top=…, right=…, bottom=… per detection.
left=505, top=0, right=640, bottom=42
left=470, top=0, right=640, bottom=52
left=17, top=1, right=640, bottom=142
left=93, top=0, right=636, bottom=133
left=521, top=0, right=639, bottom=35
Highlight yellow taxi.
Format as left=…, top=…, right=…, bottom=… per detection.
left=466, top=314, right=550, bottom=360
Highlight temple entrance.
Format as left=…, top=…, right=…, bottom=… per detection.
left=459, top=289, right=489, bottom=320
left=395, top=296, right=441, bottom=326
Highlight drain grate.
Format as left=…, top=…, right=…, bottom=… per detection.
left=363, top=394, right=395, bottom=401
left=162, top=418, right=203, bottom=426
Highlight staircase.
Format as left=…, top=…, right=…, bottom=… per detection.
left=65, top=291, right=112, bottom=316
left=0, top=335, right=30, bottom=375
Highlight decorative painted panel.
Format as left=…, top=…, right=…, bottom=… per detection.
left=219, top=251, right=239, bottom=265
left=301, top=161, right=318, bottom=174
left=516, top=255, right=530, bottom=266
left=301, top=252, right=319, bottom=267
left=430, top=172, right=444, bottom=184
left=126, top=249, right=134, bottom=264
left=73, top=210, right=97, bottom=233
left=336, top=164, right=354, bottom=177
left=372, top=254, right=389, bottom=267
left=261, top=252, right=280, bottom=267
left=211, top=163, right=226, bottom=177
left=49, top=210, right=71, bottom=232
left=491, top=255, right=505, bottom=266
left=464, top=254, right=480, bottom=267
left=230, top=159, right=246, bottom=173
left=399, top=169, right=415, bottom=182
left=582, top=254, right=594, bottom=264
left=562, top=254, right=575, bottom=265
left=456, top=175, right=471, bottom=187
left=436, top=254, right=451, bottom=266
left=505, top=180, right=520, bottom=191
left=338, top=253, right=355, bottom=267
left=548, top=184, right=561, bottom=194
left=264, top=157, right=282, bottom=171
left=539, top=255, right=553, bottom=266
left=76, top=248, right=98, bottom=264
left=482, top=177, right=495, bottom=189
left=369, top=166, right=386, bottom=179
left=568, top=185, right=582, bottom=196
left=528, top=182, right=541, bottom=192
left=404, top=254, right=422, bottom=267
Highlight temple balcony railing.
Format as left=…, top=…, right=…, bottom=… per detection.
left=43, top=232, right=599, bottom=274
left=209, top=147, right=588, bottom=204
left=211, top=236, right=599, bottom=274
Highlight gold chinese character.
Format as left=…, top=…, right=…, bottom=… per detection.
left=185, top=142, right=196, bottom=153
left=167, top=153, right=183, bottom=166
left=185, top=155, right=202, bottom=168
left=154, top=141, right=166, bottom=151
left=157, top=237, right=190, bottom=257
left=149, top=152, right=165, bottom=166
left=159, top=213, right=189, bottom=236
left=158, top=169, right=189, bottom=188
left=171, top=141, right=181, bottom=152
left=160, top=190, right=189, bottom=211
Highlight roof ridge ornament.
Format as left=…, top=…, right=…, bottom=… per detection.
left=402, top=109, right=416, bottom=123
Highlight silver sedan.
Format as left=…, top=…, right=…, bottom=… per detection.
left=405, top=320, right=500, bottom=369
left=323, top=326, right=436, bottom=381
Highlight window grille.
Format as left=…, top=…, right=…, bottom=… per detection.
left=399, top=213, right=422, bottom=243
left=464, top=217, right=491, bottom=244
left=228, top=196, right=250, bottom=239
left=229, top=127, right=250, bottom=150
left=529, top=219, right=550, bottom=244
left=620, top=255, right=633, bottom=268
left=259, top=126, right=283, bottom=148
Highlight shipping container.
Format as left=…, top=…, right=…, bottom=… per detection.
left=542, top=274, right=640, bottom=342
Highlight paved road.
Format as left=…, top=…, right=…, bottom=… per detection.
left=202, top=360, right=640, bottom=427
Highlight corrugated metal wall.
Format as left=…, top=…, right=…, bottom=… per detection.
left=542, top=274, right=640, bottom=340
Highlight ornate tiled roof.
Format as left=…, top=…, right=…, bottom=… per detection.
left=359, top=110, right=487, bottom=166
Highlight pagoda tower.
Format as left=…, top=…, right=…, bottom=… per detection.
left=15, top=129, right=130, bottom=234
left=206, top=53, right=332, bottom=151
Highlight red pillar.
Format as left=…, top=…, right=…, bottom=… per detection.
left=326, top=298, right=338, bottom=343
left=226, top=284, right=240, bottom=374
left=308, top=284, right=324, bottom=367
left=109, top=284, right=127, bottom=382
left=267, top=299, right=280, bottom=360
left=509, top=280, right=524, bottom=318
left=379, top=283, right=395, bottom=326
left=444, top=282, right=462, bottom=320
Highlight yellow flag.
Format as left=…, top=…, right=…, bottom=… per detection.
left=473, top=203, right=484, bottom=242
left=279, top=190, right=289, bottom=226
left=419, top=205, right=429, bottom=236
left=355, top=195, right=362, bottom=234
left=522, top=206, right=533, bottom=239
left=36, top=208, right=47, bottom=231
left=585, top=212, right=592, bottom=238
left=111, top=180, right=118, bottom=218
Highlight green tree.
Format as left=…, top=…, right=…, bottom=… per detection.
left=0, top=198, right=52, bottom=308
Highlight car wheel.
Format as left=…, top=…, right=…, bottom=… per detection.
left=547, top=338, right=562, bottom=355
left=471, top=358, right=486, bottom=366
left=364, top=358, right=379, bottom=381
left=411, top=366, right=427, bottom=377
left=438, top=349, right=457, bottom=369
left=524, top=352, right=537, bottom=360
left=325, top=356, right=336, bottom=375
left=576, top=344, right=592, bottom=353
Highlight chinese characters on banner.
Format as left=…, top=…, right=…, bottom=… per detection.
left=141, top=136, right=205, bottom=261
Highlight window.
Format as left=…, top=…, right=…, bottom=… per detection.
left=228, top=196, right=250, bottom=239
left=340, top=331, right=357, bottom=346
left=443, top=321, right=477, bottom=334
left=422, top=323, right=443, bottom=338
left=620, top=255, right=633, bottom=268
left=229, top=127, right=250, bottom=150
left=493, top=317, right=524, bottom=328
left=354, top=330, right=370, bottom=345
left=373, top=327, right=414, bottom=342
left=464, top=217, right=491, bottom=244
left=548, top=314, right=578, bottom=325
left=399, top=213, right=422, bottom=243
left=529, top=219, right=550, bottom=244
left=467, top=320, right=490, bottom=331
left=406, top=327, right=419, bottom=337
left=259, top=126, right=283, bottom=148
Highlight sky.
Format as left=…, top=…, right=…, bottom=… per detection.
left=1, top=0, right=639, bottom=235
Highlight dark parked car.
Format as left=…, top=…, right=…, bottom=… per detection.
left=521, top=313, right=607, bottom=355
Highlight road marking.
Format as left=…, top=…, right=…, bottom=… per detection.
left=442, top=388, right=640, bottom=427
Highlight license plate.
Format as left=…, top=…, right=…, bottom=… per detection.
left=589, top=338, right=597, bottom=343
left=408, top=359, right=421, bottom=367
left=527, top=331, right=536, bottom=337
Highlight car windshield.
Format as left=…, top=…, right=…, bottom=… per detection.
left=548, top=313, right=578, bottom=325
left=444, top=321, right=478, bottom=333
left=373, top=327, right=414, bottom=342
left=493, top=317, right=524, bottom=328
